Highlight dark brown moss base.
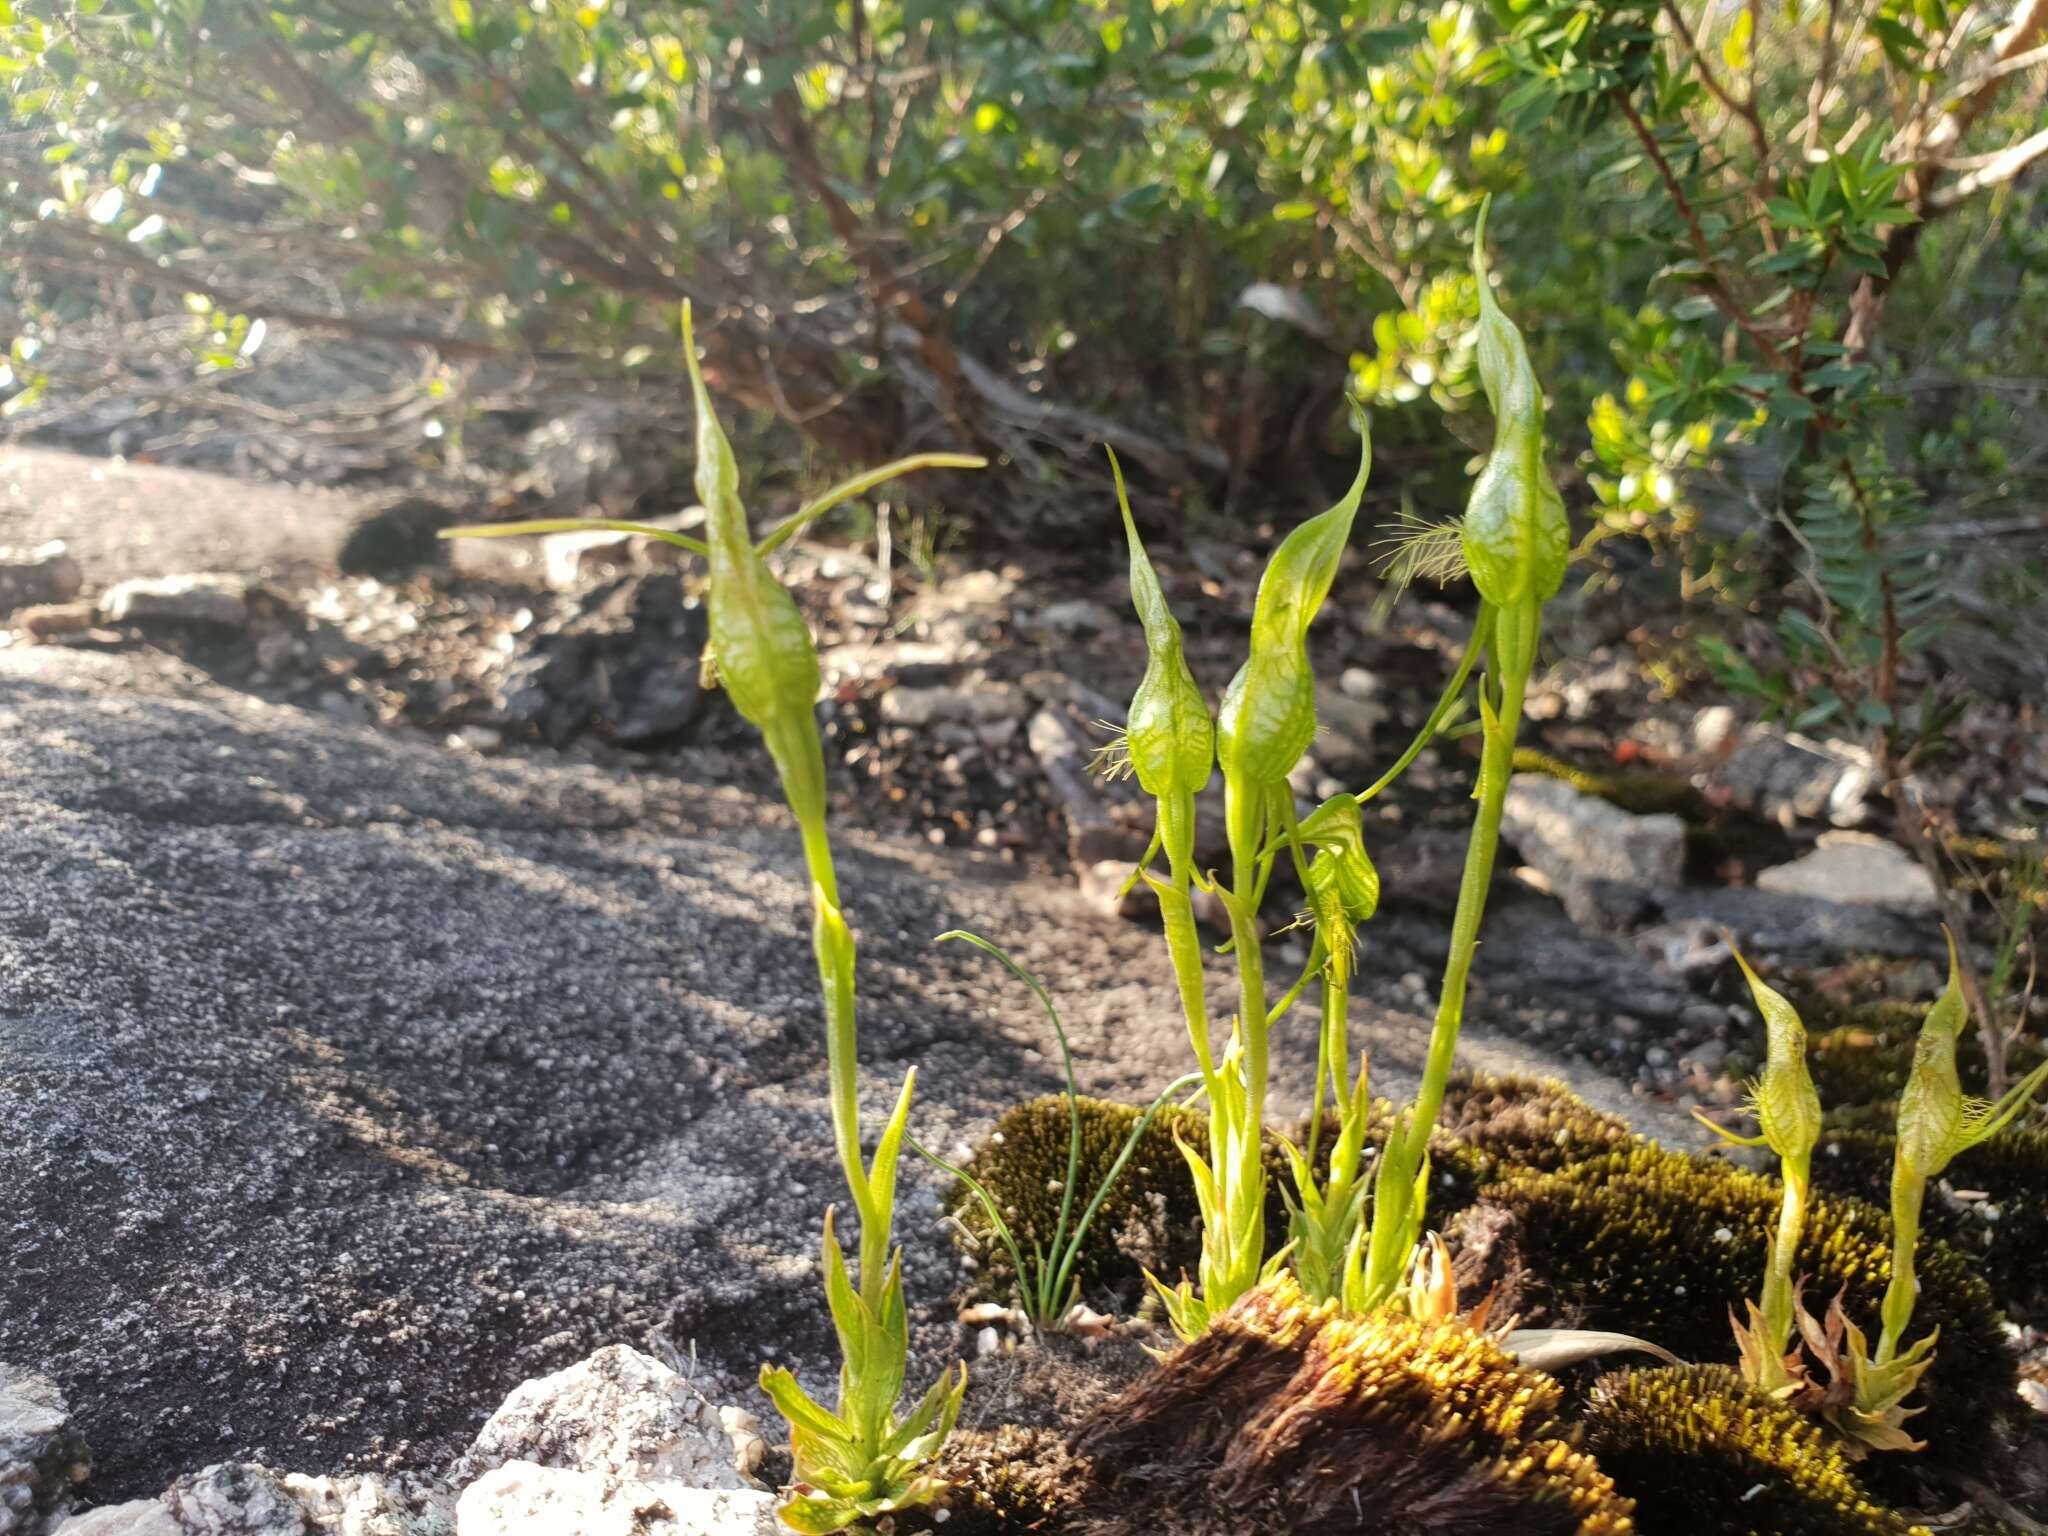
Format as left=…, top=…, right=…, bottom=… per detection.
left=1456, top=1145, right=2016, bottom=1474
left=891, top=1425, right=1089, bottom=1535
left=1583, top=1365, right=1929, bottom=1536
left=1069, top=1275, right=1635, bottom=1535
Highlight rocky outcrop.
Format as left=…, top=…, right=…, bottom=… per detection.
left=99, top=575, right=249, bottom=630
left=0, top=542, right=84, bottom=617
left=0, top=642, right=1689, bottom=1508
left=44, top=1347, right=760, bottom=1535
left=1500, top=772, right=1687, bottom=927
left=1, top=1365, right=88, bottom=1533
left=453, top=1348, right=751, bottom=1492
left=1754, top=830, right=1940, bottom=914
left=453, top=1467, right=773, bottom=1536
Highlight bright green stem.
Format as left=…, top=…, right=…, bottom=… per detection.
left=769, top=713, right=889, bottom=1302
left=1354, top=605, right=1491, bottom=805
left=1877, top=1161, right=1926, bottom=1366
left=1360, top=599, right=1534, bottom=1306
left=1224, top=780, right=1273, bottom=1114
left=1155, top=856, right=1217, bottom=1083
left=1188, top=774, right=1275, bottom=1317
left=1760, top=1152, right=1812, bottom=1372
left=1308, top=947, right=1350, bottom=1164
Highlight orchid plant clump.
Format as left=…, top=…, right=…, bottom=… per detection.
left=444, top=305, right=981, bottom=1535
left=1108, top=206, right=1569, bottom=1335
left=1700, top=931, right=2048, bottom=1454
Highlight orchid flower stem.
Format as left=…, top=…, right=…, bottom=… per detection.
left=1761, top=1152, right=1811, bottom=1376
left=1355, top=605, right=1492, bottom=804
left=1877, top=1162, right=1925, bottom=1366
left=1360, top=599, right=1535, bottom=1308
left=1154, top=852, right=1217, bottom=1084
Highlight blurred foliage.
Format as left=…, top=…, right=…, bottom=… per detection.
left=1, top=0, right=2044, bottom=715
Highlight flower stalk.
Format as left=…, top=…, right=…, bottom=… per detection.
left=1353, top=206, right=1567, bottom=1311
left=443, top=304, right=982, bottom=1534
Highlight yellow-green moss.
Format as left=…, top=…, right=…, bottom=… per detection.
left=1075, top=1274, right=1635, bottom=1535
left=1468, top=1145, right=2016, bottom=1469
left=1420, top=1069, right=1636, bottom=1210
left=1582, top=1365, right=1928, bottom=1536
left=946, top=1095, right=1291, bottom=1306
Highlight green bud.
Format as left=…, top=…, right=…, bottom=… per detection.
left=1111, top=448, right=1214, bottom=869
left=1217, top=418, right=1370, bottom=789
left=1297, top=793, right=1381, bottom=950
left=683, top=304, right=822, bottom=746
left=1302, top=794, right=1384, bottom=987
left=1897, top=938, right=1972, bottom=1181
left=1460, top=203, right=1568, bottom=613
left=1732, top=943, right=1823, bottom=1166
left=1896, top=930, right=2048, bottom=1180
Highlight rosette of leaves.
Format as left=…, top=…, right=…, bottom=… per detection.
left=1463, top=1144, right=2015, bottom=1471
left=1073, top=1274, right=1635, bottom=1535
left=1583, top=1365, right=1929, bottom=1536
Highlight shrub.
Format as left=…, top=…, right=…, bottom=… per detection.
left=1461, top=1145, right=2016, bottom=1471
left=1582, top=1365, right=1927, bottom=1536
left=1071, top=1274, right=1634, bottom=1535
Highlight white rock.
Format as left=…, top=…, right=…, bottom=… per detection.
left=538, top=513, right=697, bottom=591
left=1079, top=859, right=1156, bottom=922
left=1712, top=724, right=1874, bottom=828
left=879, top=683, right=1024, bottom=728
left=1501, top=773, right=1687, bottom=926
left=544, top=528, right=636, bottom=590
left=52, top=1501, right=180, bottom=1535
left=160, top=1463, right=308, bottom=1533
left=457, top=1346, right=749, bottom=1491
left=283, top=1472, right=454, bottom=1535
left=1691, top=704, right=1740, bottom=756
left=2, top=1362, right=89, bottom=1534
left=1755, top=831, right=1940, bottom=914
left=0, top=541, right=84, bottom=616
left=1031, top=599, right=1117, bottom=634
left=1311, top=686, right=1388, bottom=774
left=454, top=1464, right=776, bottom=1536
left=100, top=575, right=249, bottom=629
left=1337, top=666, right=1380, bottom=700
left=712, top=1411, right=764, bottom=1484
